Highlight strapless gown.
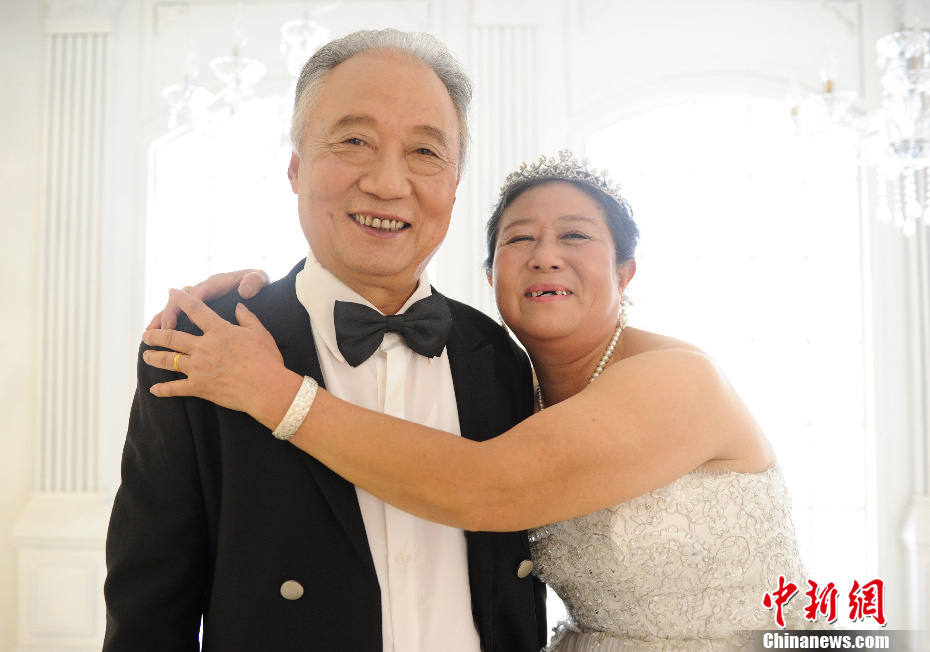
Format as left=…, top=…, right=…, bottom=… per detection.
left=529, top=465, right=817, bottom=651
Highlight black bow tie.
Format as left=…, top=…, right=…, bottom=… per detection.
left=333, top=294, right=452, bottom=367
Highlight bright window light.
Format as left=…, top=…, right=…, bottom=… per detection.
left=145, top=109, right=304, bottom=324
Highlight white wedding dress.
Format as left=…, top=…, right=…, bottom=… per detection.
left=530, top=465, right=815, bottom=651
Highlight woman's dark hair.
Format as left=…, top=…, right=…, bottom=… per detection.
left=483, top=178, right=640, bottom=272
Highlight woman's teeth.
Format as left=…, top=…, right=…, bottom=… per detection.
left=353, top=214, right=407, bottom=231
left=528, top=290, right=571, bottom=297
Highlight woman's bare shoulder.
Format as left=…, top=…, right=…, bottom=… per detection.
left=618, top=327, right=709, bottom=361
left=608, top=328, right=775, bottom=473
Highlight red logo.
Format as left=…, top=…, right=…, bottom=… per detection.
left=803, top=580, right=838, bottom=623
left=761, top=575, right=799, bottom=628
left=848, top=578, right=886, bottom=626
left=762, top=577, right=886, bottom=627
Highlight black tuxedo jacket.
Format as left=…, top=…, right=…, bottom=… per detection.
left=104, top=261, right=547, bottom=652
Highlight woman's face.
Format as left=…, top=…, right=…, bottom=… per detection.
left=490, top=181, right=634, bottom=346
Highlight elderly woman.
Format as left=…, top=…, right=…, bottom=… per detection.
left=144, top=152, right=815, bottom=650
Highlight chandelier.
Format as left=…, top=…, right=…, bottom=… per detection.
left=787, top=42, right=859, bottom=135
left=790, top=6, right=930, bottom=237
left=162, top=2, right=333, bottom=139
left=869, top=25, right=930, bottom=236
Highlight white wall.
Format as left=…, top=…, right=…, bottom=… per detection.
left=0, top=0, right=44, bottom=648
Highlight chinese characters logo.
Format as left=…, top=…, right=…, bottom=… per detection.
left=762, top=576, right=885, bottom=627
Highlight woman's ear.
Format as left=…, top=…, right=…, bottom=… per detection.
left=617, top=259, right=636, bottom=293
left=486, top=270, right=493, bottom=287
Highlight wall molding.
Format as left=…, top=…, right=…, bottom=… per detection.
left=14, top=494, right=109, bottom=652
left=46, top=0, right=123, bottom=34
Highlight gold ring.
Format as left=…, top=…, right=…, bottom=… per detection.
left=182, top=285, right=193, bottom=292
left=173, top=352, right=183, bottom=373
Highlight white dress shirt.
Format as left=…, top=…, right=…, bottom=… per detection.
left=295, top=250, right=482, bottom=652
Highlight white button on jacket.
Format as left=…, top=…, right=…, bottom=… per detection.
left=280, top=580, right=304, bottom=601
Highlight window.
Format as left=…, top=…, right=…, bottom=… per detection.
left=145, top=108, right=304, bottom=323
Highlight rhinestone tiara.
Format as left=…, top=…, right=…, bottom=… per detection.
left=500, top=150, right=626, bottom=207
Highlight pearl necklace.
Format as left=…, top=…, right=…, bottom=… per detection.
left=536, top=310, right=628, bottom=411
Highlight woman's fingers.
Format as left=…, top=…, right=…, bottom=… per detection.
left=169, top=288, right=227, bottom=333
left=150, top=378, right=192, bottom=398
left=141, top=299, right=270, bottom=367
left=239, top=270, right=271, bottom=299
left=146, top=312, right=162, bottom=331
left=145, top=269, right=266, bottom=331
left=197, top=269, right=259, bottom=300
left=142, top=349, right=191, bottom=374
left=147, top=291, right=182, bottom=331
left=141, top=326, right=199, bottom=354
left=234, top=302, right=269, bottom=331
left=149, top=284, right=200, bottom=331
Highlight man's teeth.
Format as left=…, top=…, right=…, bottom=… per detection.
left=353, top=214, right=407, bottom=231
left=528, top=290, right=571, bottom=297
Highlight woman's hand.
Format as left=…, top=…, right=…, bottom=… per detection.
left=146, top=269, right=271, bottom=331
left=141, top=289, right=301, bottom=428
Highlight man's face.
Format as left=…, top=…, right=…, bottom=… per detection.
left=288, top=50, right=461, bottom=306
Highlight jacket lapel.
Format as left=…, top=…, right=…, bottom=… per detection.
left=265, top=262, right=377, bottom=583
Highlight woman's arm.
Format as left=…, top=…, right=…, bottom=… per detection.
left=284, top=349, right=743, bottom=532
left=143, top=290, right=759, bottom=532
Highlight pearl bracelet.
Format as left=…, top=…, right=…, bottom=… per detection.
left=272, top=375, right=318, bottom=441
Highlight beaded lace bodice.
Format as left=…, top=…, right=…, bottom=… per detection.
left=529, top=465, right=811, bottom=651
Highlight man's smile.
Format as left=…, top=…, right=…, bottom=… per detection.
left=350, top=212, right=411, bottom=232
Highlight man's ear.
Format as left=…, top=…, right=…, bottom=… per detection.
left=486, top=269, right=493, bottom=287
left=287, top=152, right=300, bottom=193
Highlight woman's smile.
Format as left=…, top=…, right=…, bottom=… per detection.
left=524, top=283, right=574, bottom=301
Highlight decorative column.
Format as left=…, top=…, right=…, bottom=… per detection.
left=902, top=213, right=930, bottom=651
left=467, top=23, right=539, bottom=312
left=426, top=0, right=546, bottom=313
left=428, top=0, right=566, bottom=312
left=13, top=1, right=121, bottom=650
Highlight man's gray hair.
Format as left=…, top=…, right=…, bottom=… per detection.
left=290, top=28, right=474, bottom=173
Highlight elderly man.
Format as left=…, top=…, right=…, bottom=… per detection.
left=103, top=29, right=547, bottom=652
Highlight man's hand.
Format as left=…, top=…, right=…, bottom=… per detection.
left=146, top=269, right=271, bottom=331
left=141, top=289, right=301, bottom=427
